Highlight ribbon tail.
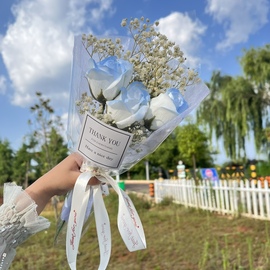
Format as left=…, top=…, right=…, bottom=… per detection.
left=104, top=175, right=147, bottom=252
left=66, top=172, right=93, bottom=270
left=118, top=189, right=146, bottom=250
left=93, top=185, right=111, bottom=270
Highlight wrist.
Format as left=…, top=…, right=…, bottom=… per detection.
left=25, top=172, right=56, bottom=214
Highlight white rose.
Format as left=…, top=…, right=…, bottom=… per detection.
left=106, top=82, right=150, bottom=129
left=166, top=88, right=188, bottom=113
left=144, top=93, right=179, bottom=130
left=86, top=56, right=133, bottom=103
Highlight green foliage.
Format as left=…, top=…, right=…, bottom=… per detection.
left=176, top=124, right=213, bottom=174
left=198, top=67, right=265, bottom=160
left=147, top=130, right=179, bottom=169
left=128, top=125, right=213, bottom=179
left=127, top=130, right=180, bottom=179
left=0, top=92, right=69, bottom=186
left=127, top=192, right=152, bottom=211
left=197, top=71, right=231, bottom=139
left=222, top=76, right=263, bottom=155
left=158, top=196, right=174, bottom=206
left=36, top=127, right=68, bottom=175
left=126, top=161, right=148, bottom=180
left=0, top=139, right=13, bottom=184
left=240, top=44, right=270, bottom=87
left=28, top=92, right=68, bottom=176
left=261, top=126, right=270, bottom=159
left=10, top=195, right=270, bottom=269
left=256, top=160, right=270, bottom=176
left=198, top=44, right=270, bottom=161
left=12, top=143, right=35, bottom=187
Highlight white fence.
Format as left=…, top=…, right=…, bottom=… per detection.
left=154, top=179, right=270, bottom=220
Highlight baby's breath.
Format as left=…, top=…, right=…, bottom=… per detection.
left=79, top=17, right=199, bottom=146
left=82, top=17, right=200, bottom=97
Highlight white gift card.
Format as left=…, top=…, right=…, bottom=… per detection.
left=77, top=113, right=133, bottom=169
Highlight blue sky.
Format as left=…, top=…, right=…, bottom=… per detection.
left=0, top=0, right=269, bottom=164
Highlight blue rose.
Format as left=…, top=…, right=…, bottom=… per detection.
left=144, top=88, right=188, bottom=130
left=86, top=56, right=133, bottom=103
left=106, top=82, right=150, bottom=129
left=166, top=88, right=188, bottom=113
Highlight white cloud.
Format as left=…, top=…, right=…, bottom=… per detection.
left=157, top=12, right=207, bottom=68
left=206, top=0, right=269, bottom=51
left=0, top=75, right=7, bottom=94
left=0, top=0, right=114, bottom=109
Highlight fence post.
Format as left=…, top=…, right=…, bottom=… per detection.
left=154, top=178, right=270, bottom=221
left=233, top=180, right=239, bottom=216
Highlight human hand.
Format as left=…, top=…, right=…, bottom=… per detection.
left=48, top=152, right=101, bottom=195
left=26, top=153, right=101, bottom=214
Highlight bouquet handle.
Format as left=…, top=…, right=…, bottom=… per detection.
left=66, top=170, right=146, bottom=270
left=66, top=172, right=92, bottom=270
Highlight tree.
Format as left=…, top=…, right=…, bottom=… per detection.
left=127, top=132, right=180, bottom=179
left=197, top=70, right=264, bottom=161
left=36, top=127, right=68, bottom=174
left=28, top=92, right=68, bottom=220
left=223, top=76, right=264, bottom=155
left=147, top=130, right=180, bottom=170
left=240, top=44, right=270, bottom=100
left=28, top=92, right=68, bottom=176
left=176, top=124, right=213, bottom=179
left=128, top=124, right=214, bottom=180
left=197, top=71, right=232, bottom=153
left=12, top=142, right=35, bottom=187
left=0, top=139, right=14, bottom=184
left=261, top=126, right=270, bottom=160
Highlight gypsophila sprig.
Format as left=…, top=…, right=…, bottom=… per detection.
left=82, top=17, right=200, bottom=98
left=77, top=17, right=200, bottom=145
left=63, top=19, right=209, bottom=270
left=68, top=16, right=209, bottom=176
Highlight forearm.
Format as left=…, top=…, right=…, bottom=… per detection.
left=25, top=173, right=55, bottom=215
left=25, top=154, right=80, bottom=214
left=25, top=154, right=100, bottom=215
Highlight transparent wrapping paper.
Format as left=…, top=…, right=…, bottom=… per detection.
left=67, top=35, right=210, bottom=175
left=62, top=31, right=209, bottom=270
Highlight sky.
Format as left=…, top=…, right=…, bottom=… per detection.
left=0, top=0, right=269, bottom=165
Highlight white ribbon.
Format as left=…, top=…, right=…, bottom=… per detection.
left=66, top=170, right=146, bottom=270
left=104, top=175, right=146, bottom=252
left=66, top=172, right=92, bottom=270
left=93, top=185, right=111, bottom=270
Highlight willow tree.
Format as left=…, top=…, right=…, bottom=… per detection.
left=222, top=76, right=264, bottom=154
left=262, top=126, right=270, bottom=159
left=196, top=71, right=236, bottom=158
left=240, top=44, right=270, bottom=156
left=197, top=70, right=264, bottom=160
left=240, top=44, right=270, bottom=95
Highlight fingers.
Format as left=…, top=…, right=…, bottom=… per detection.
left=69, top=153, right=105, bottom=186
left=70, top=152, right=84, bottom=169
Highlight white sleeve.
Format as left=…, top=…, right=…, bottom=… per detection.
left=0, top=183, right=50, bottom=270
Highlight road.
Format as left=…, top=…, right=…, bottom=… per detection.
left=122, top=180, right=154, bottom=195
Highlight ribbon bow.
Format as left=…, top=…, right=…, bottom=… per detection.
left=65, top=169, right=146, bottom=270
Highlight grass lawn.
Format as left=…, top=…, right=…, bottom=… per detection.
left=9, top=192, right=270, bottom=270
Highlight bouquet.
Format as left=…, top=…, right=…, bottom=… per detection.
left=60, top=17, right=209, bottom=270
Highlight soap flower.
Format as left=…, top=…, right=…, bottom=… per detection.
left=106, top=82, right=150, bottom=129
left=145, top=88, right=188, bottom=130
left=85, top=56, right=133, bottom=103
